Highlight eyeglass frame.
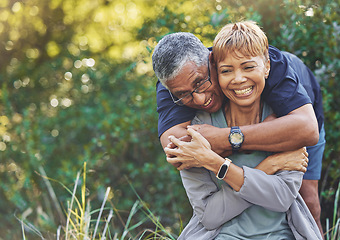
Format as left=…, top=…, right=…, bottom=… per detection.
left=168, top=57, right=212, bottom=106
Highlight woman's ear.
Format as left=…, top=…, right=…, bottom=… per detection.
left=265, top=58, right=270, bottom=79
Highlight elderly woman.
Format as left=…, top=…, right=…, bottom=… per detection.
left=165, top=21, right=322, bottom=240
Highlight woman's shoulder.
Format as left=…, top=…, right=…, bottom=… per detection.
left=261, top=102, right=274, bottom=121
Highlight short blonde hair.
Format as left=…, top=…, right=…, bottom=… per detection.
left=213, top=21, right=269, bottom=63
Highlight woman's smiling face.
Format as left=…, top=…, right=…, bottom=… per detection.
left=217, top=51, right=270, bottom=108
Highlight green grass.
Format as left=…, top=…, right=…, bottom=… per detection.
left=325, top=181, right=340, bottom=240
left=19, top=163, right=177, bottom=240
left=18, top=162, right=340, bottom=239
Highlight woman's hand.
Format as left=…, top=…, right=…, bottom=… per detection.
left=165, top=134, right=192, bottom=168
left=256, top=147, right=309, bottom=175
left=164, top=126, right=219, bottom=171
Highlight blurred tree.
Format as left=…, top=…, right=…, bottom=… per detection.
left=0, top=0, right=338, bottom=238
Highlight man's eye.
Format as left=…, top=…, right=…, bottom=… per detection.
left=178, top=92, right=188, bottom=98
left=196, top=80, right=204, bottom=87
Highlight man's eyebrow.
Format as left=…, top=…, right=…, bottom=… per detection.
left=173, top=89, right=188, bottom=96
left=173, top=73, right=206, bottom=96
left=173, top=79, right=201, bottom=96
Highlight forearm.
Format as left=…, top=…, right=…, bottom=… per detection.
left=196, top=150, right=245, bottom=192
left=197, top=104, right=318, bottom=154
left=235, top=167, right=303, bottom=212
left=255, top=148, right=309, bottom=175
left=181, top=155, right=302, bottom=230
left=181, top=167, right=252, bottom=230
left=160, top=121, right=191, bottom=149
left=181, top=156, right=303, bottom=229
left=240, top=104, right=318, bottom=152
left=200, top=185, right=252, bottom=230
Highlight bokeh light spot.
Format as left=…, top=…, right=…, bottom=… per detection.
left=0, top=142, right=6, bottom=151
left=12, top=2, right=22, bottom=13
left=50, top=98, right=59, bottom=107
left=64, top=72, right=72, bottom=80
left=51, top=129, right=59, bottom=137
left=74, top=60, right=82, bottom=68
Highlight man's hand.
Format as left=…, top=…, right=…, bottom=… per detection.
left=164, top=127, right=214, bottom=171
left=256, top=147, right=309, bottom=175
left=166, top=135, right=191, bottom=150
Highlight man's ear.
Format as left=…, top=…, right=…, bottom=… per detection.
left=209, top=52, right=216, bottom=67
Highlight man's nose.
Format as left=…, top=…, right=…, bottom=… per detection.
left=192, top=92, right=207, bottom=105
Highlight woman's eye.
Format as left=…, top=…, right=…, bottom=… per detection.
left=244, top=66, right=255, bottom=70
left=221, top=69, right=232, bottom=73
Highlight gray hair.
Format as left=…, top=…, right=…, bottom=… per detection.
left=152, top=32, right=209, bottom=87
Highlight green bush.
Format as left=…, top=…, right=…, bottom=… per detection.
left=0, top=0, right=339, bottom=238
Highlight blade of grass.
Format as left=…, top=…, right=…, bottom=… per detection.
left=66, top=202, right=80, bottom=236
left=84, top=200, right=92, bottom=239
left=93, top=187, right=111, bottom=239
left=35, top=168, right=84, bottom=215
left=81, top=162, right=87, bottom=234
left=326, top=218, right=330, bottom=240
left=21, top=219, right=26, bottom=240
left=16, top=216, right=45, bottom=240
left=333, top=182, right=340, bottom=227
left=126, top=215, right=148, bottom=232
left=57, top=225, right=61, bottom=240
left=125, top=176, right=176, bottom=240
left=137, top=228, right=171, bottom=240
left=333, top=218, right=340, bottom=239
left=65, top=171, right=81, bottom=240
left=38, top=166, right=66, bottom=224
left=101, top=209, right=114, bottom=240
left=121, top=200, right=141, bottom=239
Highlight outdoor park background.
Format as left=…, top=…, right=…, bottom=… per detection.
left=0, top=0, right=339, bottom=239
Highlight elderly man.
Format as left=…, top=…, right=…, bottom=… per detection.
left=152, top=32, right=325, bottom=235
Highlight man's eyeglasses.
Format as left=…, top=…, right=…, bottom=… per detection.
left=169, top=58, right=212, bottom=106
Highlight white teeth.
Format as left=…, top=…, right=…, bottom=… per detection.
left=203, top=98, right=212, bottom=106
left=234, top=87, right=253, bottom=95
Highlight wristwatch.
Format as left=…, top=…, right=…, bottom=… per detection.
left=216, top=158, right=232, bottom=180
left=228, top=126, right=244, bottom=151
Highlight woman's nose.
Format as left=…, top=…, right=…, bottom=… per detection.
left=233, top=70, right=246, bottom=84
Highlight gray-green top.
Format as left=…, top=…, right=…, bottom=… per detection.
left=178, top=103, right=322, bottom=240
left=211, top=103, right=294, bottom=239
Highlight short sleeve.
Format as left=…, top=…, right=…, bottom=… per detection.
left=263, top=74, right=312, bottom=117
left=263, top=46, right=312, bottom=117
left=156, top=81, right=196, bottom=137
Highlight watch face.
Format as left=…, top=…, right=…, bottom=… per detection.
left=230, top=133, right=243, bottom=144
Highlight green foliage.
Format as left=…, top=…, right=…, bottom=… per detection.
left=0, top=0, right=339, bottom=239
left=20, top=163, right=177, bottom=239
left=325, top=182, right=340, bottom=240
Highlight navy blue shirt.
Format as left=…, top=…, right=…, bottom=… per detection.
left=156, top=46, right=324, bottom=137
